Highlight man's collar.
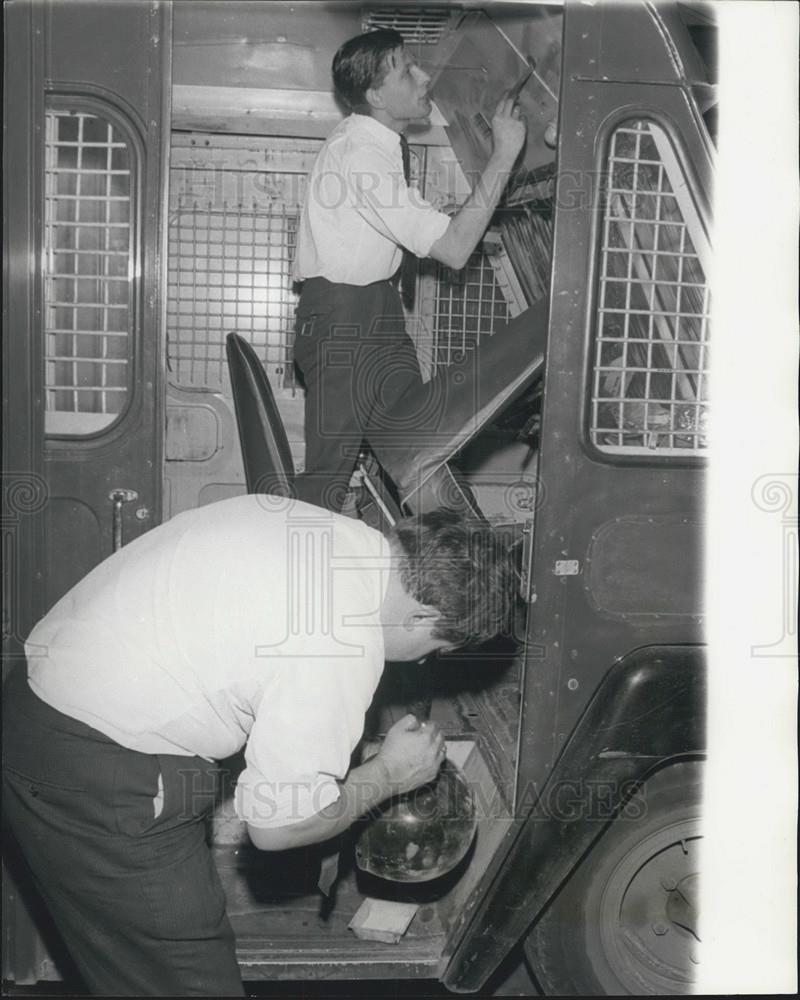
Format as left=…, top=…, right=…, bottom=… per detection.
left=349, top=113, right=402, bottom=153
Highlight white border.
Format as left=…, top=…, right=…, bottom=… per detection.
left=700, top=1, right=798, bottom=993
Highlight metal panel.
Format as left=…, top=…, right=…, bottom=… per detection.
left=516, top=6, right=713, bottom=804
left=585, top=515, right=704, bottom=619
left=442, top=1, right=713, bottom=989
left=44, top=0, right=160, bottom=114
left=443, top=646, right=706, bottom=991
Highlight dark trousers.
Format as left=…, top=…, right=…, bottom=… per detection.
left=292, top=276, right=423, bottom=511
left=1, top=667, right=244, bottom=997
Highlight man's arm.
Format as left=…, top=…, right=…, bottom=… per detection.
left=428, top=94, right=527, bottom=270
left=246, top=713, right=445, bottom=851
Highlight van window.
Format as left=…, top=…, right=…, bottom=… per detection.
left=43, top=105, right=136, bottom=436
left=590, top=119, right=710, bottom=456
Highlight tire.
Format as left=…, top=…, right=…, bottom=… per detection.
left=523, top=761, right=703, bottom=995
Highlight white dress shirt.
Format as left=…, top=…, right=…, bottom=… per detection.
left=25, top=495, right=390, bottom=830
left=293, top=113, right=450, bottom=285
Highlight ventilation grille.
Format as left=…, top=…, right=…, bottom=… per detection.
left=361, top=6, right=454, bottom=44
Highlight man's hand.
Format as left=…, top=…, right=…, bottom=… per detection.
left=246, top=715, right=446, bottom=852
left=377, top=713, right=446, bottom=795
left=491, top=94, right=527, bottom=166
left=428, top=94, right=527, bottom=270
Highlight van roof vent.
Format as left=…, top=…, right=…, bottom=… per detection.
left=361, top=7, right=455, bottom=44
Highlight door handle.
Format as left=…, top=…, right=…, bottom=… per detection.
left=108, top=488, right=138, bottom=552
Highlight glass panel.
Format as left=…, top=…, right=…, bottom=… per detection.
left=43, top=107, right=134, bottom=435
left=591, top=120, right=711, bottom=456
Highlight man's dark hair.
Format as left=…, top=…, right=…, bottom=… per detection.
left=389, top=509, right=516, bottom=648
left=332, top=29, right=405, bottom=113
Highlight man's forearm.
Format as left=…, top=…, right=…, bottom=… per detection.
left=429, top=152, right=516, bottom=270
left=246, top=754, right=396, bottom=852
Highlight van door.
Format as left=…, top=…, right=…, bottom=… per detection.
left=38, top=0, right=169, bottom=611
left=518, top=0, right=714, bottom=802
left=2, top=1, right=170, bottom=985
left=441, top=1, right=714, bottom=992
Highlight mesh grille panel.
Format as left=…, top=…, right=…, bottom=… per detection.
left=591, top=120, right=711, bottom=455
left=433, top=249, right=511, bottom=370
left=167, top=203, right=298, bottom=390
left=165, top=140, right=318, bottom=395
left=43, top=109, right=134, bottom=433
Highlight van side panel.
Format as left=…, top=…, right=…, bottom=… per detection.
left=441, top=0, right=713, bottom=988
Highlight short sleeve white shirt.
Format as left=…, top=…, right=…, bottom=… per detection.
left=25, top=495, right=391, bottom=830
left=293, top=114, right=451, bottom=285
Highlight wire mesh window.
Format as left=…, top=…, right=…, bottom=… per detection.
left=43, top=107, right=135, bottom=435
left=591, top=119, right=711, bottom=456
left=432, top=249, right=511, bottom=370
left=167, top=201, right=299, bottom=390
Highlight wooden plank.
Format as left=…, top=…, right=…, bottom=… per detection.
left=433, top=741, right=515, bottom=947
left=172, top=84, right=452, bottom=145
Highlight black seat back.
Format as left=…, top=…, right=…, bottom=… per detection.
left=225, top=332, right=294, bottom=494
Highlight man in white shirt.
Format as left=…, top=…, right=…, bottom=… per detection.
left=2, top=496, right=514, bottom=996
left=292, top=28, right=527, bottom=510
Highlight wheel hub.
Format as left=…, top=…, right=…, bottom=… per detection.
left=665, top=873, right=701, bottom=940
left=601, top=819, right=702, bottom=993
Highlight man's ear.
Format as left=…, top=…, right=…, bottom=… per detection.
left=365, top=86, right=384, bottom=111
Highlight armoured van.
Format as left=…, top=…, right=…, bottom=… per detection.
left=2, top=0, right=714, bottom=994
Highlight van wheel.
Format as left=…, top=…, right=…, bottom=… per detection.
left=523, top=761, right=703, bottom=995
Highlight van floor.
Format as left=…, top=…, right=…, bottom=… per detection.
left=4, top=956, right=539, bottom=996
left=218, top=840, right=447, bottom=979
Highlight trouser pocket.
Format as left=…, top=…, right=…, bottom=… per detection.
left=130, top=755, right=222, bottom=837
